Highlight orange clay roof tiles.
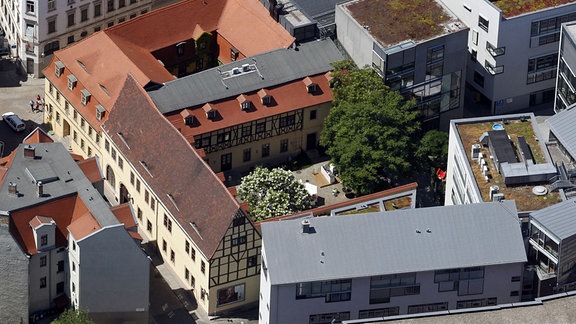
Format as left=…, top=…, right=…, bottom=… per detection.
left=68, top=211, right=102, bottom=241
left=77, top=158, right=103, bottom=184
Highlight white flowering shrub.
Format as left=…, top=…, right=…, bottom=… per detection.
left=238, top=166, right=311, bottom=221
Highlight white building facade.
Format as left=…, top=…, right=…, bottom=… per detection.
left=0, top=0, right=151, bottom=77
left=439, top=0, right=576, bottom=114
left=260, top=202, right=527, bottom=324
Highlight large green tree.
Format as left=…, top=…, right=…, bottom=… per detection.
left=415, top=130, right=449, bottom=170
left=238, top=166, right=311, bottom=221
left=52, top=309, right=93, bottom=324
left=321, top=60, right=420, bottom=195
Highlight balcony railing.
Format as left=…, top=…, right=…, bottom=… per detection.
left=485, top=61, right=504, bottom=75
left=486, top=42, right=505, bottom=57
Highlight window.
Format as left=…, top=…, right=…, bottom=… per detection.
left=280, top=139, right=288, bottom=153
left=57, top=282, right=64, bottom=294
left=144, top=190, right=149, bottom=204
left=473, top=71, right=484, bottom=87
left=72, top=241, right=76, bottom=251
left=262, top=143, right=270, bottom=157
left=527, top=53, right=558, bottom=84
left=177, top=43, right=185, bottom=56
left=80, top=139, right=85, bottom=150
left=80, top=118, right=85, bottom=129
left=510, top=291, right=519, bottom=297
left=95, top=134, right=100, bottom=144
left=310, top=110, right=317, bottom=120
left=231, top=236, right=247, bottom=246
left=108, top=21, right=114, bottom=27
left=233, top=216, right=245, bottom=227
left=130, top=172, right=135, bottom=185
left=309, top=312, right=350, bottom=324
left=81, top=7, right=88, bottom=22
left=457, top=297, right=497, bottom=309
left=48, top=18, right=56, bottom=34
left=296, top=280, right=352, bottom=302
left=94, top=26, right=101, bottom=32
left=359, top=307, right=400, bottom=319
left=118, top=157, right=123, bottom=170
left=530, top=88, right=555, bottom=107
left=107, top=0, right=114, bottom=12
left=67, top=11, right=75, bottom=27
left=190, top=275, right=195, bottom=288
left=471, top=29, right=478, bottom=45
left=137, top=207, right=142, bottom=220
left=162, top=240, right=167, bottom=252
left=56, top=112, right=61, bottom=124
left=72, top=262, right=76, bottom=272
left=408, top=302, right=448, bottom=314
left=26, top=1, right=34, bottom=14
left=40, top=277, right=47, bottom=288
left=279, top=115, right=295, bottom=128
left=105, top=139, right=110, bottom=152
left=170, top=250, right=175, bottom=263
left=119, top=0, right=125, bottom=7
left=370, top=273, right=420, bottom=304
left=118, top=17, right=125, bottom=23
left=163, top=214, right=172, bottom=233
left=147, top=220, right=152, bottom=232
left=185, top=241, right=190, bottom=254
left=57, top=260, right=64, bottom=272
left=94, top=2, right=101, bottom=17
left=136, top=179, right=141, bottom=193
left=41, top=235, right=48, bottom=246
left=512, top=276, right=521, bottom=282
left=256, top=121, right=266, bottom=134
left=72, top=283, right=76, bottom=292
left=478, top=16, right=489, bottom=32
left=243, top=148, right=251, bottom=162
left=217, top=284, right=246, bottom=306
left=48, top=0, right=56, bottom=11
left=111, top=148, right=116, bottom=160
left=247, top=255, right=257, bottom=267
left=191, top=247, right=196, bottom=261
left=40, top=255, right=47, bottom=267
left=185, top=268, right=190, bottom=280
left=201, top=261, right=206, bottom=274
left=88, top=147, right=92, bottom=156
left=434, top=267, right=484, bottom=296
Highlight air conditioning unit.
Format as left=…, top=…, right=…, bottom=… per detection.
left=471, top=144, right=481, bottom=159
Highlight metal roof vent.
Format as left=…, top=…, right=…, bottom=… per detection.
left=8, top=182, right=18, bottom=196
left=302, top=219, right=311, bottom=234
left=24, top=145, right=36, bottom=159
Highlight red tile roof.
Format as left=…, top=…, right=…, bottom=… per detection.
left=68, top=211, right=101, bottom=241
left=43, top=0, right=293, bottom=135
left=103, top=75, right=241, bottom=258
left=23, top=127, right=54, bottom=144
left=111, top=203, right=137, bottom=229
left=166, top=73, right=332, bottom=138
left=29, top=216, right=55, bottom=229
left=77, top=158, right=103, bottom=184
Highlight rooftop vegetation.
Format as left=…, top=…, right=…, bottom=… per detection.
left=457, top=119, right=561, bottom=211
left=347, top=0, right=450, bottom=46
left=491, top=0, right=575, bottom=18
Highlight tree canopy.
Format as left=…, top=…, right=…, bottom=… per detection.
left=237, top=166, right=311, bottom=221
left=415, top=130, right=449, bottom=170
left=320, top=60, right=420, bottom=195
left=51, top=309, right=94, bottom=324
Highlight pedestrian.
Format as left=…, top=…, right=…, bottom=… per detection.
left=29, top=99, right=35, bottom=112
left=36, top=94, right=41, bottom=101
left=35, top=101, right=40, bottom=111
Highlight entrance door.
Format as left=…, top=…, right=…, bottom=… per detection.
left=221, top=153, right=232, bottom=172
left=63, top=119, right=70, bottom=136
left=306, top=133, right=317, bottom=150
left=119, top=183, right=130, bottom=204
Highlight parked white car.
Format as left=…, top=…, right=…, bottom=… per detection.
left=2, top=112, right=25, bottom=132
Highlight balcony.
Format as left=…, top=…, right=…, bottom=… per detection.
left=485, top=60, right=504, bottom=75
left=486, top=42, right=505, bottom=57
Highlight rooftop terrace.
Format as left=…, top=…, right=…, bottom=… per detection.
left=491, top=0, right=575, bottom=18
left=456, top=116, right=562, bottom=212
left=345, top=0, right=460, bottom=47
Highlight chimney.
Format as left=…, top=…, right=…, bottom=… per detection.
left=23, top=145, right=35, bottom=159
left=302, top=219, right=310, bottom=234
left=37, top=181, right=43, bottom=197
left=8, top=182, right=17, bottom=196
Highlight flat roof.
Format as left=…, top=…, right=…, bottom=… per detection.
left=262, top=201, right=526, bottom=285
left=343, top=0, right=465, bottom=48
left=490, top=0, right=576, bottom=18
left=453, top=114, right=561, bottom=212
left=547, top=104, right=576, bottom=161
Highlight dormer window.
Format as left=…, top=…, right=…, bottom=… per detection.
left=96, top=104, right=106, bottom=121
left=55, top=60, right=65, bottom=77
left=231, top=47, right=239, bottom=61
left=67, top=74, right=77, bottom=90
left=180, top=109, right=196, bottom=126
left=237, top=94, right=251, bottom=111
left=203, top=103, right=217, bottom=120
left=258, top=89, right=273, bottom=106
left=304, top=77, right=318, bottom=94
left=80, top=89, right=91, bottom=105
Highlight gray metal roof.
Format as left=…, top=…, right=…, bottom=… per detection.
left=0, top=143, right=118, bottom=227
left=531, top=199, right=576, bottom=240
left=290, top=0, right=348, bottom=19
left=261, top=200, right=527, bottom=285
left=148, top=39, right=343, bottom=114
left=547, top=104, right=576, bottom=160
